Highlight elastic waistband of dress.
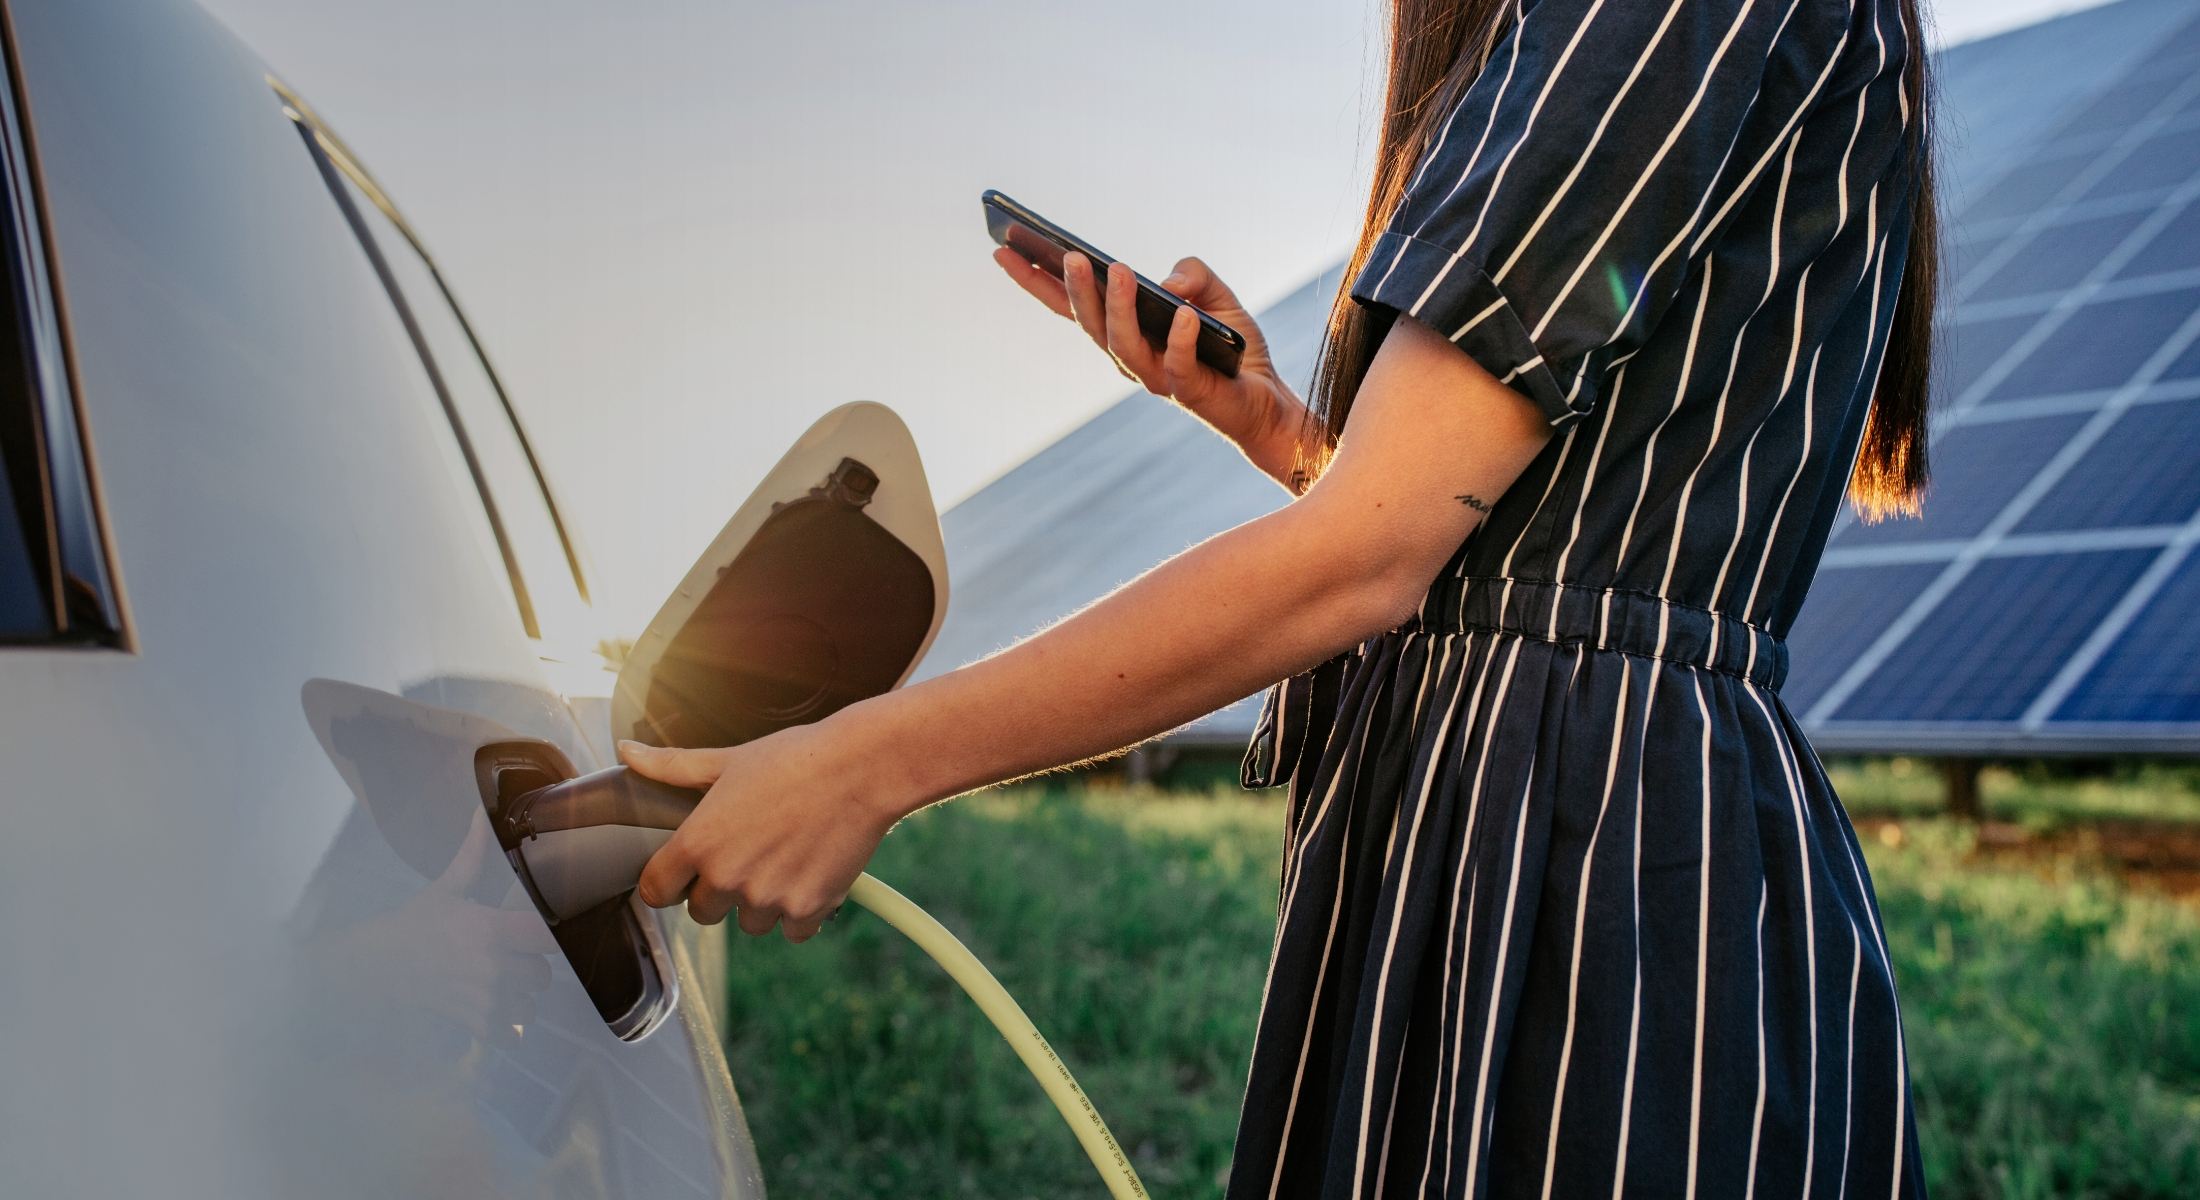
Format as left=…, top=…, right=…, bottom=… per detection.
left=1408, top=575, right=1788, bottom=690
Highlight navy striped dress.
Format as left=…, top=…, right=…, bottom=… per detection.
left=1229, top=0, right=1928, bottom=1196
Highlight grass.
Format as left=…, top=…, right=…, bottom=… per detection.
left=720, top=787, right=1279, bottom=1198
left=1870, top=822, right=2200, bottom=1197
left=720, top=786, right=2200, bottom=1199
left=1827, top=757, right=2200, bottom=827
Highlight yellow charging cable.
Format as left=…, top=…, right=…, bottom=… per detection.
left=846, top=872, right=1149, bottom=1200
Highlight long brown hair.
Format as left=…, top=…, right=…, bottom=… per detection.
left=1306, top=0, right=1938, bottom=519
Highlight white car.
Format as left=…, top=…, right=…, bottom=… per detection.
left=0, top=0, right=950, bottom=1194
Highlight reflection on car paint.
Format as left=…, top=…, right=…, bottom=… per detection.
left=291, top=679, right=726, bottom=1198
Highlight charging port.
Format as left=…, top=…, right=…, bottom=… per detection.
left=475, top=740, right=677, bottom=1041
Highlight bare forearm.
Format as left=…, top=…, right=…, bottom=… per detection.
left=834, top=494, right=1424, bottom=813
left=832, top=320, right=1551, bottom=814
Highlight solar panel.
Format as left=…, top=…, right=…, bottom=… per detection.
left=2060, top=71, right=2190, bottom=136
left=1940, top=312, right=2037, bottom=398
left=1791, top=0, right=2200, bottom=753
left=2116, top=201, right=2200, bottom=275
left=2088, top=126, right=2200, bottom=199
left=1988, top=288, right=2200, bottom=400
left=2166, top=337, right=2200, bottom=380
left=1966, top=210, right=2150, bottom=301
left=2013, top=398, right=2200, bottom=531
left=2057, top=553, right=2200, bottom=723
left=1828, top=549, right=2158, bottom=723
left=1779, top=564, right=1946, bottom=713
left=1966, top=146, right=2096, bottom=222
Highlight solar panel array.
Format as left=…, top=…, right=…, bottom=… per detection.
left=1786, top=5, right=2200, bottom=752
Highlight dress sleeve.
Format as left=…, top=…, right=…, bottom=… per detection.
left=1353, top=0, right=1819, bottom=427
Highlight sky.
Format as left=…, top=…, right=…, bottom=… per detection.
left=193, top=0, right=2115, bottom=637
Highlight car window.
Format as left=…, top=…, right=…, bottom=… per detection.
left=287, top=105, right=594, bottom=653
left=0, top=40, right=119, bottom=646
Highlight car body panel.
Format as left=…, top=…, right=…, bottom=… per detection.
left=0, top=0, right=769, bottom=1193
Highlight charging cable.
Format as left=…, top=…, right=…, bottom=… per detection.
left=847, top=872, right=1150, bottom=1200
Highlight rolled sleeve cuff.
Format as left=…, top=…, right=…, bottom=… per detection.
left=1352, top=231, right=1597, bottom=429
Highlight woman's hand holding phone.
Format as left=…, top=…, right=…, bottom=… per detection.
left=994, top=246, right=1314, bottom=492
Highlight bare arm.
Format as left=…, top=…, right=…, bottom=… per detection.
left=631, top=316, right=1551, bottom=940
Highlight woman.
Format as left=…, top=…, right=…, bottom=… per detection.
left=629, top=0, right=1935, bottom=1192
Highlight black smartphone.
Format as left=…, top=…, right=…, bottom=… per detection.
left=983, top=189, right=1246, bottom=379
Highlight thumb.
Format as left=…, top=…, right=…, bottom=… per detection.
left=619, top=740, right=731, bottom=789
left=1161, top=256, right=1237, bottom=311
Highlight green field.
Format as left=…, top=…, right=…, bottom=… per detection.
left=719, top=786, right=2200, bottom=1199
left=1826, top=757, right=2200, bottom=826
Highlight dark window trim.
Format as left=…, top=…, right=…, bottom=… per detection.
left=287, top=110, right=545, bottom=639
left=0, top=0, right=125, bottom=648
left=271, top=78, right=593, bottom=606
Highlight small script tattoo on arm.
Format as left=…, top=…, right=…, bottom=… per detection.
left=1455, top=494, right=1493, bottom=515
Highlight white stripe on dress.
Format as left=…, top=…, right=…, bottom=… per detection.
left=1409, top=0, right=1615, bottom=316
left=1535, top=656, right=1635, bottom=1199
left=1746, top=882, right=1770, bottom=1200
left=1548, top=366, right=1631, bottom=613
left=1262, top=666, right=1399, bottom=1200
left=1608, top=664, right=1657, bottom=1197
left=1437, top=638, right=1529, bottom=1195
left=1521, top=0, right=1764, bottom=337
left=1492, top=0, right=1696, bottom=286
left=1349, top=644, right=1463, bottom=1195
left=1413, top=639, right=1509, bottom=1196
left=1657, top=129, right=1806, bottom=604
left=1613, top=262, right=1722, bottom=575
left=1459, top=645, right=1573, bottom=1195
left=1372, top=0, right=1532, bottom=298
left=1839, top=920, right=1863, bottom=1200
left=1685, top=671, right=1717, bottom=1198
left=1752, top=685, right=1823, bottom=1196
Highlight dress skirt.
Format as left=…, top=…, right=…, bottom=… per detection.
left=1229, top=577, right=1926, bottom=1199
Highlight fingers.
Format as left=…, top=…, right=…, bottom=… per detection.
left=1061, top=252, right=1114, bottom=353
left=654, top=851, right=836, bottom=942
left=735, top=903, right=781, bottom=938
left=1102, top=262, right=1170, bottom=391
left=780, top=890, right=847, bottom=943
left=1064, top=255, right=1148, bottom=386
left=994, top=247, right=1073, bottom=319
left=1159, top=256, right=1269, bottom=362
left=636, top=839, right=697, bottom=910
left=1161, top=304, right=1206, bottom=399
left=618, top=740, right=729, bottom=789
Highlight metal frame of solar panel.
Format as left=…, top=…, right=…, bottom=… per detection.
left=1788, top=6, right=2200, bottom=754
